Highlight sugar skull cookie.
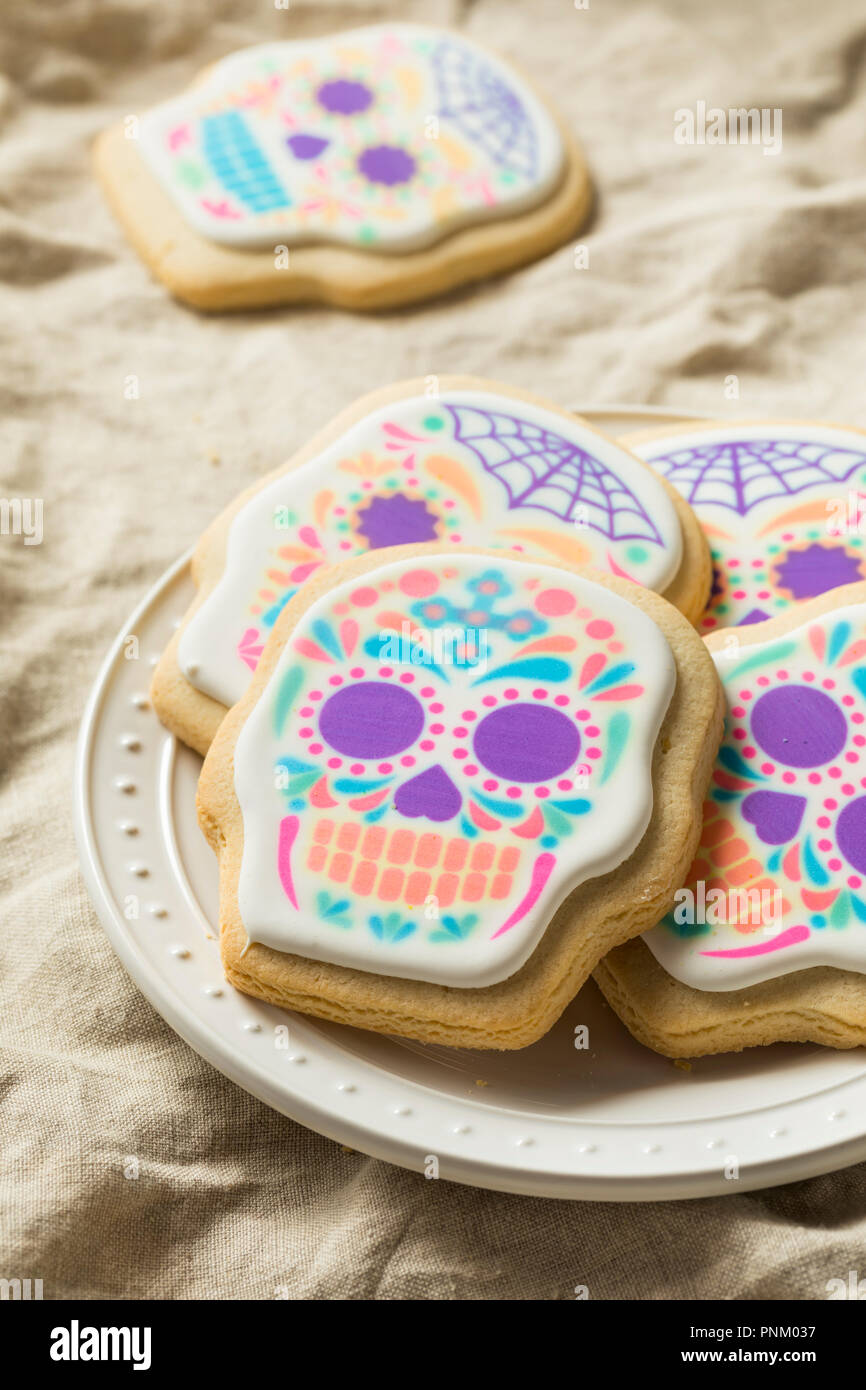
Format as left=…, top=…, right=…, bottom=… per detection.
left=623, top=420, right=866, bottom=635
left=595, top=583, right=866, bottom=1056
left=93, top=24, right=591, bottom=310
left=151, top=377, right=711, bottom=755
left=196, top=545, right=723, bottom=1047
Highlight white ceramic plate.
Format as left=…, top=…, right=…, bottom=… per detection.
left=74, top=406, right=866, bottom=1200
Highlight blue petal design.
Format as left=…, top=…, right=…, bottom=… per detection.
left=803, top=835, right=830, bottom=886
left=600, top=711, right=630, bottom=785
left=429, top=912, right=479, bottom=943
left=276, top=756, right=317, bottom=775
left=542, top=804, right=572, bottom=838
left=550, top=798, right=591, bottom=815
left=273, top=666, right=304, bottom=735
left=718, top=746, right=763, bottom=780
left=361, top=634, right=451, bottom=683
left=285, top=771, right=320, bottom=795
left=473, top=791, right=525, bottom=819
left=368, top=912, right=416, bottom=942
left=726, top=640, right=797, bottom=681
left=831, top=894, right=850, bottom=928
left=333, top=776, right=391, bottom=794
left=311, top=618, right=343, bottom=661
left=828, top=621, right=852, bottom=666
left=316, top=891, right=352, bottom=926
left=472, top=657, right=571, bottom=685
left=584, top=662, right=636, bottom=695
left=264, top=588, right=296, bottom=628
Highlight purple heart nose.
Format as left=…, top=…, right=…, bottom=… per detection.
left=742, top=790, right=807, bottom=845
left=393, top=765, right=461, bottom=823
left=287, top=133, right=330, bottom=160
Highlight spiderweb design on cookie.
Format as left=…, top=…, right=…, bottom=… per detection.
left=432, top=40, right=538, bottom=178
left=648, top=439, right=866, bottom=517
left=445, top=405, right=664, bottom=544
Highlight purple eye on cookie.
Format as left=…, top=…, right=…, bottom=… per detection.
left=317, top=679, right=463, bottom=823
left=357, top=145, right=417, bottom=187
left=318, top=680, right=424, bottom=759
left=316, top=79, right=374, bottom=115
left=472, top=703, right=581, bottom=784
left=837, top=797, right=866, bottom=875
left=750, top=685, right=848, bottom=768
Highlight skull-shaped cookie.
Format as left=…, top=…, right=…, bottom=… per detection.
left=136, top=25, right=565, bottom=253
left=628, top=422, right=866, bottom=634
left=232, top=552, right=676, bottom=987
left=645, top=588, right=866, bottom=990
left=178, top=385, right=687, bottom=715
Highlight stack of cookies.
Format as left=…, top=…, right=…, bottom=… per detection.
left=151, top=375, right=721, bottom=1047
left=101, top=26, right=866, bottom=1057
left=148, top=376, right=866, bottom=1056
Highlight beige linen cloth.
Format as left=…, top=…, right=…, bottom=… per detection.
left=4, top=0, right=866, bottom=1301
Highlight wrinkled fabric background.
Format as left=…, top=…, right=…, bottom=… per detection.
left=3, top=0, right=866, bottom=1301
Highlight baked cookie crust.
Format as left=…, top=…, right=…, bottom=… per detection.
left=595, top=937, right=866, bottom=1057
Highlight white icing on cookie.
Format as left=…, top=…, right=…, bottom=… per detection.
left=630, top=422, right=866, bottom=634
left=179, top=388, right=684, bottom=709
left=644, top=602, right=866, bottom=990
left=233, top=553, right=676, bottom=987
left=138, top=25, right=565, bottom=253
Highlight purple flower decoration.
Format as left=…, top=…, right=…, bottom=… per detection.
left=357, top=145, right=417, bottom=187
left=316, top=79, right=373, bottom=115
left=774, top=543, right=863, bottom=601
left=356, top=493, right=439, bottom=549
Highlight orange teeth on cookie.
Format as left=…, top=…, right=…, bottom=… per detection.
left=306, top=818, right=519, bottom=907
